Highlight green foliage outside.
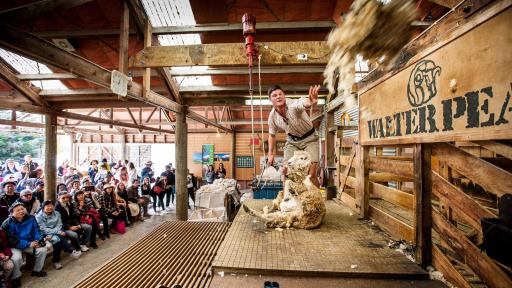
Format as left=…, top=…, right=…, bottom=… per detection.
left=0, top=132, right=44, bottom=161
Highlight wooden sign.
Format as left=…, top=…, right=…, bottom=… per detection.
left=359, top=8, right=511, bottom=145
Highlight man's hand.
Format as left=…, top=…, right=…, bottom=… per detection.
left=30, top=241, right=40, bottom=248
left=71, top=225, right=80, bottom=231
left=59, top=231, right=66, bottom=237
left=308, top=85, right=320, bottom=106
left=267, top=154, right=275, bottom=166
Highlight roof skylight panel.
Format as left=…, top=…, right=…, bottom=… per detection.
left=0, top=48, right=67, bottom=90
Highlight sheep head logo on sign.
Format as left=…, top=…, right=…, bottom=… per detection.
left=407, top=60, right=442, bottom=107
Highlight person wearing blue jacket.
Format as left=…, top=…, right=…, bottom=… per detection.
left=36, top=200, right=81, bottom=270
left=1, top=201, right=47, bottom=287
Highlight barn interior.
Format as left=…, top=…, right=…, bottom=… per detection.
left=0, top=0, right=510, bottom=288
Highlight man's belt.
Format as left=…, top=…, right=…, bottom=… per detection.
left=287, top=128, right=315, bottom=141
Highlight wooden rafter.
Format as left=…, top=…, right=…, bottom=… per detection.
left=145, top=107, right=158, bottom=123
left=0, top=25, right=183, bottom=114
left=0, top=60, right=47, bottom=107
left=126, top=108, right=138, bottom=126
left=57, top=110, right=174, bottom=134
left=130, top=41, right=329, bottom=67
left=0, top=0, right=93, bottom=25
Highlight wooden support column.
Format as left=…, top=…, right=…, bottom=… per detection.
left=357, top=145, right=370, bottom=218
left=119, top=1, right=129, bottom=74
left=413, top=144, right=432, bottom=268
left=175, top=111, right=188, bottom=221
left=120, top=130, right=127, bottom=161
left=44, top=113, right=57, bottom=202
left=325, top=111, right=335, bottom=187
left=231, top=131, right=236, bottom=178
left=68, top=133, right=75, bottom=166
left=142, top=20, right=152, bottom=98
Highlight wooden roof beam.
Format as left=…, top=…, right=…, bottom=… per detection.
left=57, top=110, right=174, bottom=134
left=428, top=0, right=461, bottom=8
left=130, top=41, right=329, bottom=67
left=0, top=25, right=182, bottom=113
left=152, top=21, right=335, bottom=34
left=0, top=0, right=94, bottom=25
left=0, top=60, right=47, bottom=107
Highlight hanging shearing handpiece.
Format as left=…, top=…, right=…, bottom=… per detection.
left=242, top=13, right=259, bottom=177
left=242, top=13, right=258, bottom=68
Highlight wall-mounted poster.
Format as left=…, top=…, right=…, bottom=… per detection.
left=192, top=152, right=202, bottom=164
left=202, top=144, right=214, bottom=165
left=236, top=156, right=254, bottom=168
left=214, top=153, right=230, bottom=161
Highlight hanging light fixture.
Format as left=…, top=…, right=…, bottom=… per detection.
left=216, top=129, right=220, bottom=137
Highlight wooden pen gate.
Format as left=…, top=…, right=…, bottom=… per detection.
left=326, top=2, right=512, bottom=287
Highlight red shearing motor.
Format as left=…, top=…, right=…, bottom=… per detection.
left=242, top=13, right=258, bottom=67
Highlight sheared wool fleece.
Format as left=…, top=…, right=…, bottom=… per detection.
left=324, top=0, right=417, bottom=101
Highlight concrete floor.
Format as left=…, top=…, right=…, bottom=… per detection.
left=20, top=208, right=177, bottom=288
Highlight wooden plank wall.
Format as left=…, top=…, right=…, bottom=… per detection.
left=346, top=140, right=512, bottom=288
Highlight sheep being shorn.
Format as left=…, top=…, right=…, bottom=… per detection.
left=243, top=151, right=326, bottom=229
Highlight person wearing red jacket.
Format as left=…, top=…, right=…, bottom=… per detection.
left=0, top=229, right=14, bottom=287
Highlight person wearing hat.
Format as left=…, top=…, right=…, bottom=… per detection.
left=98, top=183, right=125, bottom=237
left=2, top=201, right=48, bottom=285
left=1, top=159, right=18, bottom=178
left=67, top=178, right=81, bottom=197
left=267, top=84, right=321, bottom=187
left=31, top=179, right=44, bottom=203
left=18, top=189, right=40, bottom=216
left=140, top=161, right=155, bottom=183
left=35, top=200, right=81, bottom=270
left=0, top=177, right=20, bottom=208
left=73, top=189, right=103, bottom=244
left=55, top=191, right=91, bottom=252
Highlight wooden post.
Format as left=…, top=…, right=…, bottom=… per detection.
left=142, top=20, right=152, bottom=98
left=413, top=143, right=432, bottom=268
left=119, top=0, right=129, bottom=74
left=68, top=133, right=75, bottom=166
left=120, top=131, right=127, bottom=162
left=325, top=111, right=335, bottom=187
left=175, top=111, right=188, bottom=221
left=357, top=145, right=370, bottom=218
left=44, top=113, right=57, bottom=202
left=231, top=131, right=236, bottom=179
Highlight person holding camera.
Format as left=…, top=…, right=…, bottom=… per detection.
left=2, top=202, right=48, bottom=287
left=36, top=200, right=82, bottom=270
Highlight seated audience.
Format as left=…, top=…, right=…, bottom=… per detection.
left=98, top=184, right=126, bottom=236
left=2, top=202, right=48, bottom=287
left=55, top=191, right=91, bottom=252
left=0, top=228, right=14, bottom=287
left=127, top=179, right=150, bottom=218
left=36, top=200, right=81, bottom=270
left=0, top=177, right=20, bottom=207
left=18, top=189, right=40, bottom=215
left=73, top=190, right=102, bottom=245
left=31, top=180, right=44, bottom=203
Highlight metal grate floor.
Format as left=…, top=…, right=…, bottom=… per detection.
left=74, top=221, right=230, bottom=288
left=213, top=200, right=428, bottom=279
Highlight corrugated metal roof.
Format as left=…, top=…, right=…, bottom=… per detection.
left=335, top=105, right=359, bottom=137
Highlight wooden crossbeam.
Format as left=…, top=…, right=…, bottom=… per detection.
left=57, top=110, right=174, bottom=134
left=0, top=60, right=47, bottom=107
left=152, top=21, right=335, bottom=34
left=339, top=144, right=356, bottom=195
left=126, top=108, right=138, bottom=126
left=0, top=25, right=182, bottom=114
left=130, top=41, right=329, bottom=67
left=472, top=140, right=512, bottom=160
left=0, top=0, right=93, bottom=25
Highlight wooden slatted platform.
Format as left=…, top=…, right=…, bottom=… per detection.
left=212, top=200, right=429, bottom=279
left=74, top=221, right=230, bottom=288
